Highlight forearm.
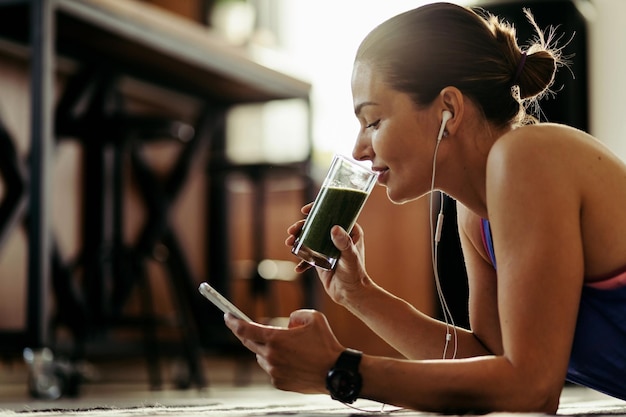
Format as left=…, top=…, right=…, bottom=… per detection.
left=343, top=279, right=489, bottom=359
left=358, top=354, right=561, bottom=413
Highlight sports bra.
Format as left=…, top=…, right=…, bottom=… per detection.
left=480, top=218, right=626, bottom=288
left=480, top=218, right=626, bottom=401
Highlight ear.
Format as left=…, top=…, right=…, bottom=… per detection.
left=438, top=87, right=464, bottom=136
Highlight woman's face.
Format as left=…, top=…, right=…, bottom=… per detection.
left=351, top=61, right=438, bottom=204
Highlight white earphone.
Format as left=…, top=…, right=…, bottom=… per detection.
left=432, top=110, right=451, bottom=246
left=437, top=110, right=453, bottom=143
left=430, top=108, right=458, bottom=360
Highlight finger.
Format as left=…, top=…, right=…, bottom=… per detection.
left=285, top=234, right=296, bottom=247
left=286, top=220, right=307, bottom=247
left=256, top=353, right=271, bottom=374
left=330, top=225, right=352, bottom=251
left=349, top=222, right=364, bottom=242
left=224, top=314, right=268, bottom=344
left=295, top=260, right=312, bottom=273
left=301, top=202, right=314, bottom=215
left=287, top=220, right=306, bottom=235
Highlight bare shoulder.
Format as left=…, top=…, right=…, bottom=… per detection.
left=489, top=123, right=597, bottom=168
left=486, top=123, right=614, bottom=199
left=487, top=122, right=626, bottom=278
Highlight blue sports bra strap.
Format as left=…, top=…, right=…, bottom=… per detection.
left=481, top=218, right=497, bottom=269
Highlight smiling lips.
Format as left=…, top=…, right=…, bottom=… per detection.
left=372, top=167, right=389, bottom=184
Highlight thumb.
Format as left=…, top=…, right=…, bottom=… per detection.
left=330, top=225, right=352, bottom=252
left=288, top=309, right=316, bottom=328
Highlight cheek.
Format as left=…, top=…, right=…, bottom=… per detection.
left=373, top=128, right=417, bottom=166
left=371, top=128, right=400, bottom=159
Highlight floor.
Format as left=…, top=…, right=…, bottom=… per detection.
left=1, top=352, right=625, bottom=416
left=0, top=352, right=273, bottom=411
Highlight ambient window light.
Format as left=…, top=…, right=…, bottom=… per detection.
left=225, top=98, right=310, bottom=165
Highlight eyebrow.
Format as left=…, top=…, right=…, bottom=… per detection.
left=354, top=101, right=378, bottom=117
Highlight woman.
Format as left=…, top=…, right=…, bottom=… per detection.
left=225, top=2, right=626, bottom=412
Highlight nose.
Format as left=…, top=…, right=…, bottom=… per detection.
left=352, top=132, right=374, bottom=162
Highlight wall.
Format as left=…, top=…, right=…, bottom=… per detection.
left=586, top=0, right=626, bottom=155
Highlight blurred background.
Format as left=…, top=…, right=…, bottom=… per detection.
left=0, top=0, right=623, bottom=401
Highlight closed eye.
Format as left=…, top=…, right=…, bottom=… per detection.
left=366, top=120, right=380, bottom=129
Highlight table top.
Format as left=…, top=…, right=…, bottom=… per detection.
left=0, top=0, right=311, bottom=103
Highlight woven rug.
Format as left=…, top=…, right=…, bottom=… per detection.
left=1, top=385, right=625, bottom=417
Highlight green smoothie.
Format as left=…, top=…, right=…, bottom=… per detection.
left=292, top=186, right=369, bottom=269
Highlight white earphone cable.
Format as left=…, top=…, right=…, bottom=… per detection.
left=429, top=123, right=458, bottom=360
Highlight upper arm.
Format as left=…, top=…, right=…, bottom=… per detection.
left=486, top=128, right=585, bottom=388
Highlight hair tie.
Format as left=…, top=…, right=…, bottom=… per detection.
left=513, top=51, right=527, bottom=86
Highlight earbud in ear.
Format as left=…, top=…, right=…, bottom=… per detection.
left=442, top=110, right=452, bottom=125
left=437, top=111, right=453, bottom=143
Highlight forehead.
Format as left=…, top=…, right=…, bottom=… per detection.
left=351, top=61, right=385, bottom=109
left=352, top=61, right=419, bottom=117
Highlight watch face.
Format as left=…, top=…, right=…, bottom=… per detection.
left=327, top=369, right=362, bottom=403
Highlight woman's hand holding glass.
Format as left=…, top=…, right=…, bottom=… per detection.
left=286, top=203, right=372, bottom=307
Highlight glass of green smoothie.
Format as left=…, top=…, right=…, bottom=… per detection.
left=291, top=154, right=377, bottom=270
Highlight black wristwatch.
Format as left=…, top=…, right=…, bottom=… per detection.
left=326, top=348, right=363, bottom=403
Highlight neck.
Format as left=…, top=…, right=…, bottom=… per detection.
left=437, top=120, right=512, bottom=219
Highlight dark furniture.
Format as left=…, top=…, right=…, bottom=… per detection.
left=0, top=0, right=311, bottom=394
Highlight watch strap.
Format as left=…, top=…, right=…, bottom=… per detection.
left=326, top=348, right=363, bottom=403
left=336, top=348, right=362, bottom=370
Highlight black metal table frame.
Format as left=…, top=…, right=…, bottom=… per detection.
left=0, top=0, right=312, bottom=362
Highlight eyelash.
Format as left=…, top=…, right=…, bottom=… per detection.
left=366, top=120, right=380, bottom=129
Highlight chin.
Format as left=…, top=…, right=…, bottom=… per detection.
left=385, top=187, right=415, bottom=205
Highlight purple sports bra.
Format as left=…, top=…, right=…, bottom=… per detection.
left=479, top=218, right=626, bottom=289
left=480, top=218, right=626, bottom=401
